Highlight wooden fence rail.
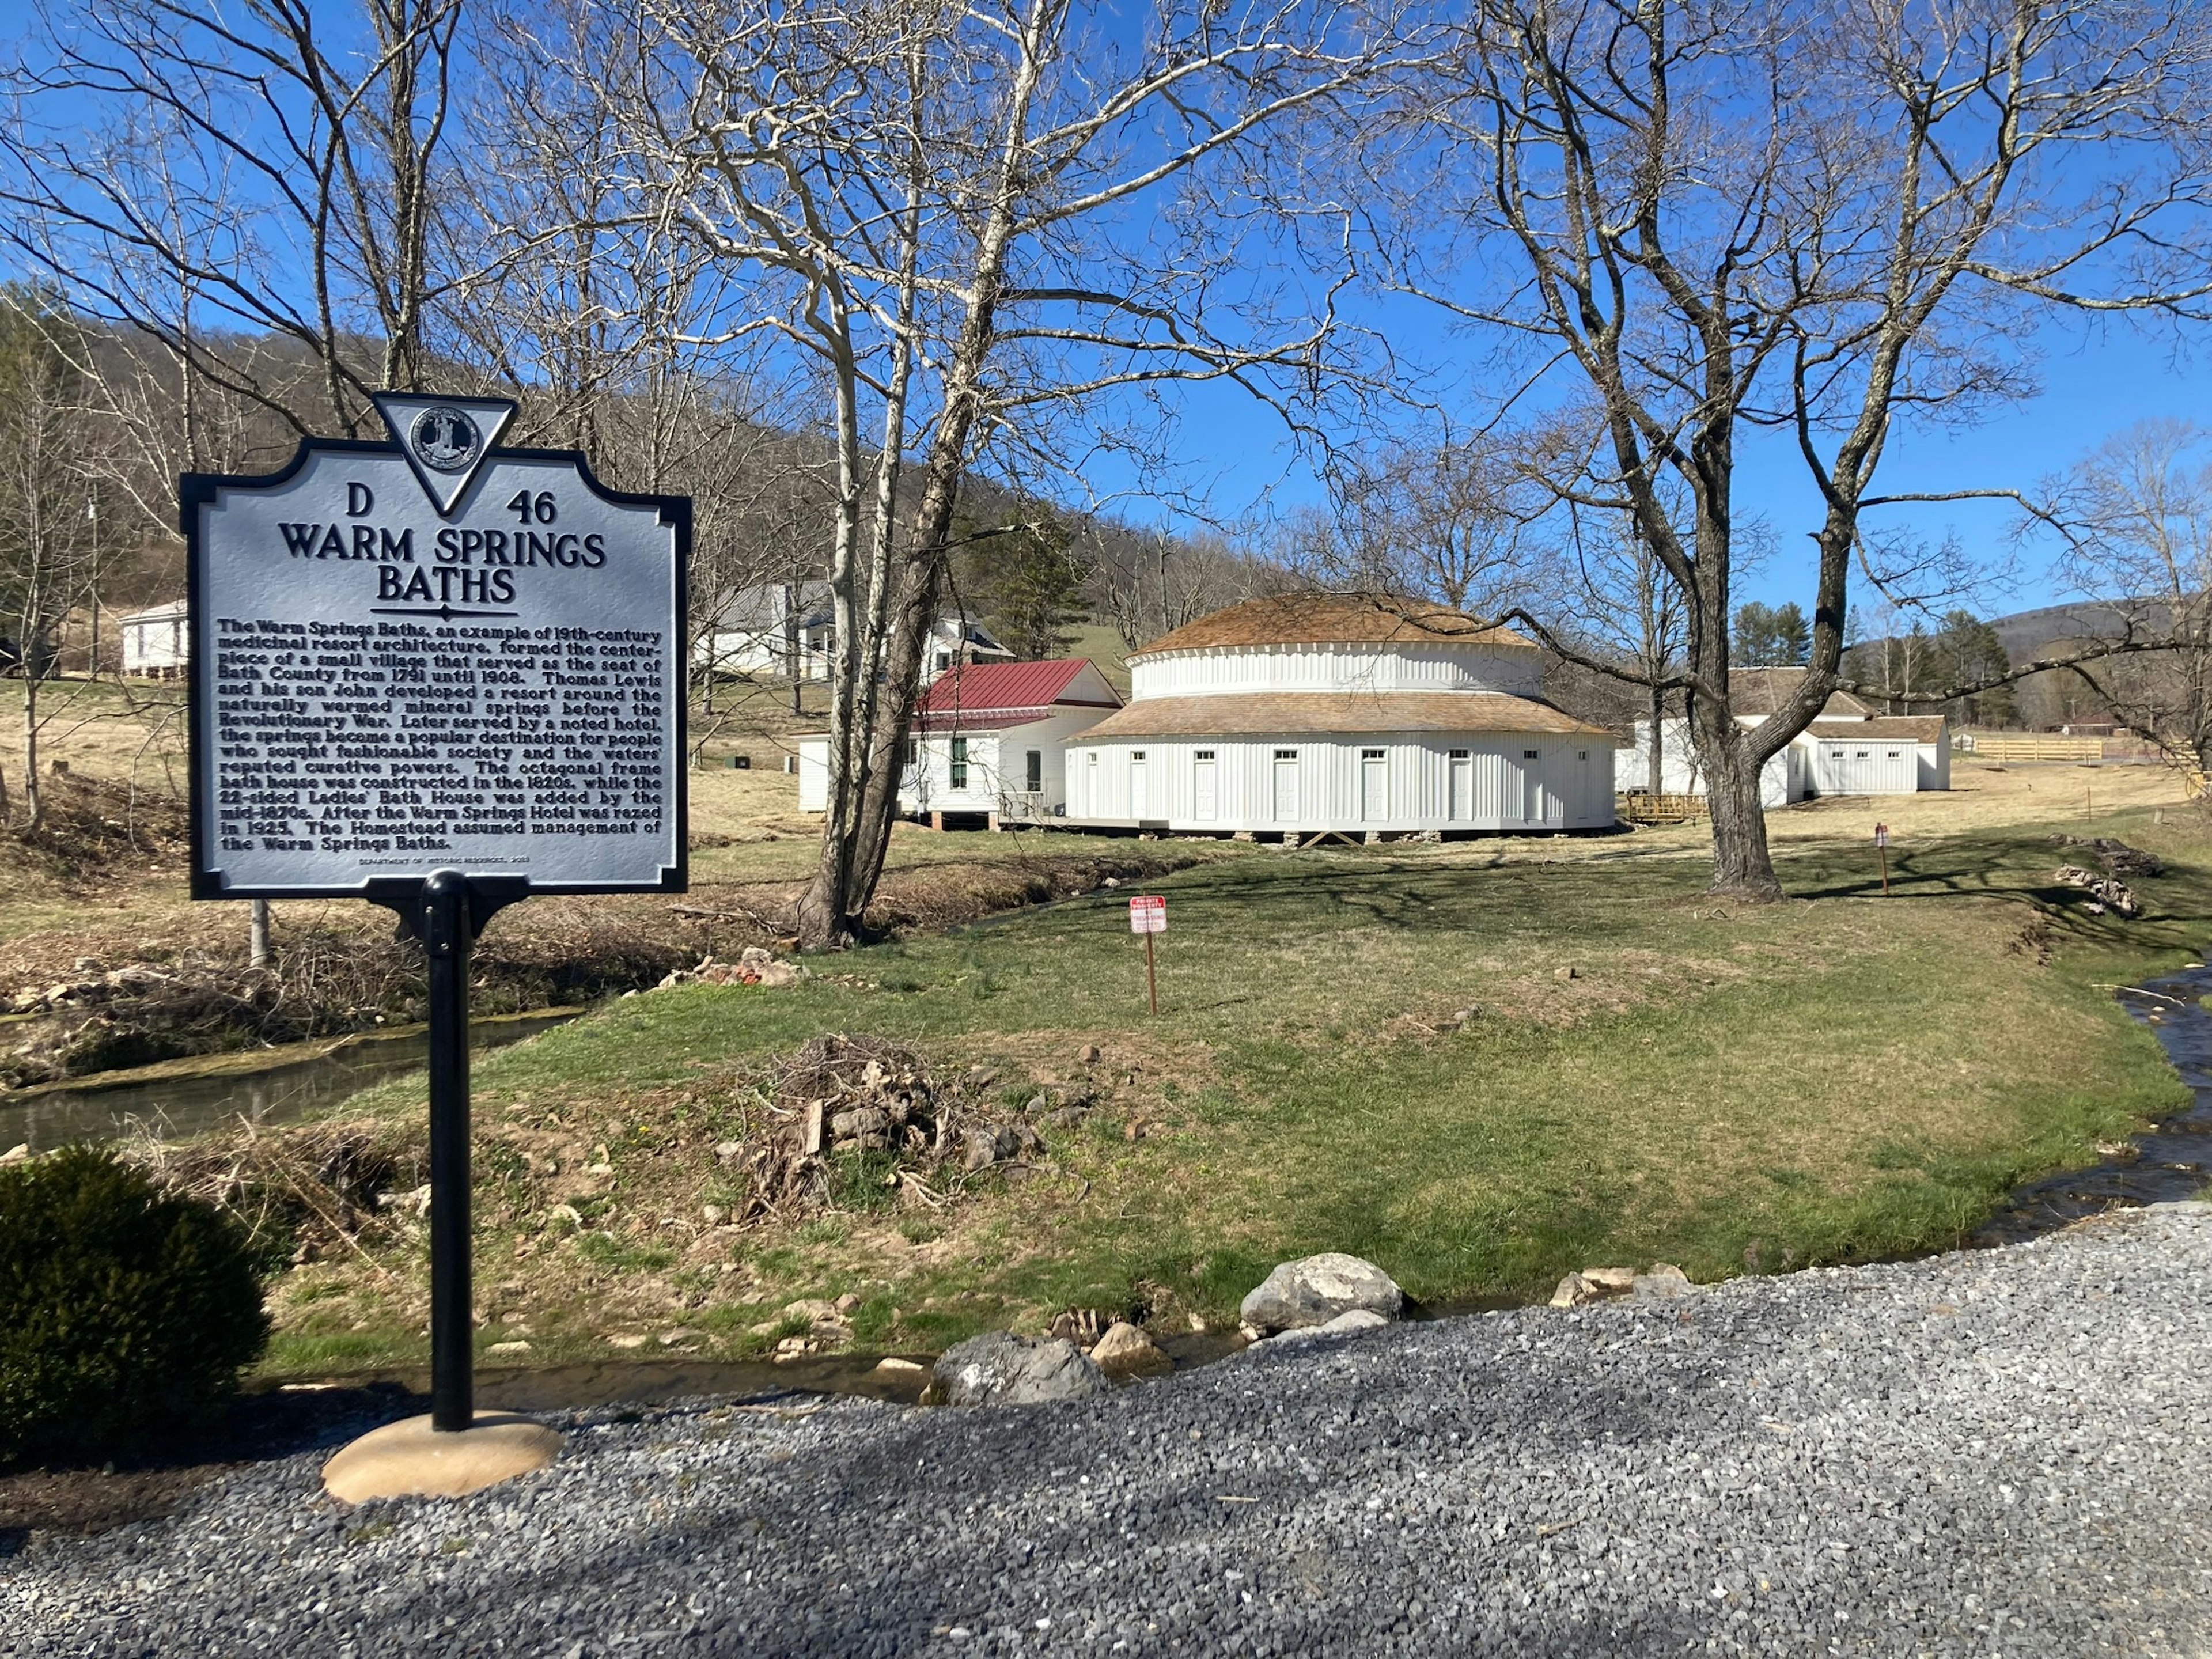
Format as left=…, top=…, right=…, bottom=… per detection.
left=1617, top=792, right=1709, bottom=825
left=1961, top=735, right=2105, bottom=764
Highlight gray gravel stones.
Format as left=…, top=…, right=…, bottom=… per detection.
left=7, top=1204, right=2212, bottom=1656
left=1238, top=1251, right=1404, bottom=1332
left=928, top=1330, right=1109, bottom=1406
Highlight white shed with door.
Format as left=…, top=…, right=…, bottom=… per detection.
left=1065, top=595, right=1616, bottom=835
left=1626, top=677, right=1950, bottom=804
left=1806, top=722, right=1920, bottom=797
left=120, top=600, right=188, bottom=677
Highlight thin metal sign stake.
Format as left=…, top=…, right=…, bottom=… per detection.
left=1130, top=894, right=1165, bottom=1014
left=421, top=870, right=475, bottom=1432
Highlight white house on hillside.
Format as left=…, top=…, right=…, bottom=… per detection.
left=120, top=600, right=188, bottom=677
left=797, top=658, right=1123, bottom=827
left=1063, top=594, right=1618, bottom=836
left=1625, top=667, right=1950, bottom=805
left=704, top=582, right=1010, bottom=682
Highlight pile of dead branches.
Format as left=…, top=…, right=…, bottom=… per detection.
left=715, top=1035, right=1083, bottom=1224
left=122, top=1120, right=425, bottom=1271
left=2049, top=834, right=2165, bottom=880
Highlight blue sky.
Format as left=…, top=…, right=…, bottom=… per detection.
left=1120, top=306, right=2204, bottom=622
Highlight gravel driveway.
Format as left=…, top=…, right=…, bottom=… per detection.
left=7, top=1203, right=2211, bottom=1658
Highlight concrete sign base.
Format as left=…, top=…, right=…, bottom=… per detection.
left=322, top=1412, right=562, bottom=1503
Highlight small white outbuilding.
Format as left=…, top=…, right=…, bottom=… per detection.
left=119, top=600, right=188, bottom=677
left=1063, top=594, right=1617, bottom=836
left=797, top=658, right=1123, bottom=826
left=1624, top=668, right=1950, bottom=805
left=704, top=581, right=1011, bottom=683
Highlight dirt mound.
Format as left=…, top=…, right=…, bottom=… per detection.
left=724, top=1034, right=1090, bottom=1219
left=3, top=771, right=185, bottom=878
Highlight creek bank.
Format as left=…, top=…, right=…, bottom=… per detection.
left=0, top=844, right=1215, bottom=1094
left=0, top=1011, right=581, bottom=1153
left=1970, top=953, right=2212, bottom=1244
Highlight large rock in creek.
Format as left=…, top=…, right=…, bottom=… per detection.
left=1088, top=1321, right=1172, bottom=1378
left=1239, top=1252, right=1404, bottom=1335
left=928, top=1332, right=1111, bottom=1407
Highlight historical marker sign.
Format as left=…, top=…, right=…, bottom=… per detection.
left=183, top=396, right=690, bottom=1442
left=185, top=393, right=688, bottom=899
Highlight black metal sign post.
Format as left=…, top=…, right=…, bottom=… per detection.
left=366, top=870, right=528, bottom=1430
left=422, top=873, right=474, bottom=1431
left=183, top=395, right=686, bottom=1455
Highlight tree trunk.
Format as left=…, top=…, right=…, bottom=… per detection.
left=784, top=582, right=801, bottom=715
left=1646, top=678, right=1665, bottom=795
left=23, top=672, right=42, bottom=834
left=1687, top=687, right=1783, bottom=901
left=797, top=17, right=1037, bottom=945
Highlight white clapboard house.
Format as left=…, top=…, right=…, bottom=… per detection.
left=1062, top=594, right=1618, bottom=836
left=703, top=581, right=1011, bottom=683
left=797, top=658, right=1124, bottom=827
left=119, top=600, right=189, bottom=677
left=1623, top=668, right=1950, bottom=806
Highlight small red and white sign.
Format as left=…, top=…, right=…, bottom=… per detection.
left=1129, top=895, right=1167, bottom=934
left=1874, top=823, right=1890, bottom=849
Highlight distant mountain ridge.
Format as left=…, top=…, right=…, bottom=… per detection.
left=1982, top=600, right=2167, bottom=664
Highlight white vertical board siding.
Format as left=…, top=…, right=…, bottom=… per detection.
left=1129, top=642, right=1544, bottom=700
left=1810, top=738, right=1918, bottom=797
left=797, top=736, right=830, bottom=811
left=1064, top=733, right=1616, bottom=831
left=1918, top=741, right=1951, bottom=790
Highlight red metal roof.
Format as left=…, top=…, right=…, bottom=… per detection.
left=915, top=658, right=1117, bottom=720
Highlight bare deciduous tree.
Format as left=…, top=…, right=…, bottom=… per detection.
left=0, top=286, right=103, bottom=830
left=3, top=0, right=478, bottom=435
left=1377, top=0, right=2212, bottom=898
left=2047, top=419, right=2212, bottom=772
left=1315, top=426, right=1556, bottom=612
left=592, top=0, right=1398, bottom=944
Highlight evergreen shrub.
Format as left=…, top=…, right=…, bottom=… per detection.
left=0, top=1145, right=269, bottom=1464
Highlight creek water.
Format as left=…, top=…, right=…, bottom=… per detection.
left=0, top=1012, right=576, bottom=1153
left=1968, top=961, right=2212, bottom=1245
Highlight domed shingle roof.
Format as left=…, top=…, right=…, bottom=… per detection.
left=1130, top=593, right=1534, bottom=658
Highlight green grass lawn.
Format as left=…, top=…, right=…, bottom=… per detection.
left=255, top=794, right=2210, bottom=1375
